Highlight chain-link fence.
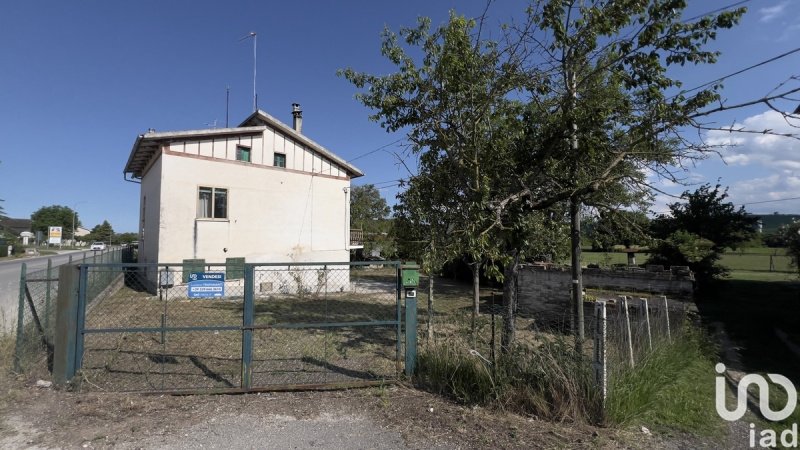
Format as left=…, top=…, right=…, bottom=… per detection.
left=76, top=261, right=403, bottom=392
left=12, top=248, right=129, bottom=374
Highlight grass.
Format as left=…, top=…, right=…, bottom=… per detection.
left=605, top=327, right=725, bottom=435
left=416, top=337, right=602, bottom=423
left=577, top=247, right=795, bottom=274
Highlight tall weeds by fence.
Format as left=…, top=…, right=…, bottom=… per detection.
left=415, top=273, right=701, bottom=426
left=12, top=248, right=128, bottom=374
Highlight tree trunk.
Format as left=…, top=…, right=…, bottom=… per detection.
left=470, top=261, right=480, bottom=346
left=570, top=197, right=584, bottom=352
left=501, top=252, right=520, bottom=353
left=427, top=272, right=434, bottom=341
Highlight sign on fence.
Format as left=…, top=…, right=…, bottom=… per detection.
left=188, top=272, right=225, bottom=298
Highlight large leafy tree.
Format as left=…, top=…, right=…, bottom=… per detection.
left=343, top=13, right=526, bottom=337
left=30, top=205, right=80, bottom=237
left=342, top=1, right=748, bottom=348
left=648, top=184, right=758, bottom=284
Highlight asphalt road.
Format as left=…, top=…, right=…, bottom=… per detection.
left=0, top=249, right=101, bottom=331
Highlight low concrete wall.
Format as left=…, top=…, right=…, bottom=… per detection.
left=517, top=264, right=693, bottom=327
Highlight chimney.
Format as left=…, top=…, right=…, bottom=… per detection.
left=292, top=103, right=302, bottom=133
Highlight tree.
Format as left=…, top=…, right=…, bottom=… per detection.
left=30, top=205, right=80, bottom=238
left=782, top=221, right=800, bottom=277
left=342, top=1, right=775, bottom=349
left=350, top=184, right=394, bottom=257
left=87, top=220, right=115, bottom=243
left=343, top=13, right=527, bottom=340
left=648, top=184, right=758, bottom=284
left=587, top=210, right=651, bottom=251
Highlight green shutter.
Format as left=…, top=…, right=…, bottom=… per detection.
left=226, top=257, right=245, bottom=280
left=182, top=259, right=206, bottom=283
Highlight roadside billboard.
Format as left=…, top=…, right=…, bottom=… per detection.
left=48, top=226, right=62, bottom=245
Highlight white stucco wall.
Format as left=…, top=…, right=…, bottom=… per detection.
left=139, top=156, right=162, bottom=265
left=149, top=150, right=351, bottom=265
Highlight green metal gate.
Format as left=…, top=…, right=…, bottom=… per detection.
left=53, top=261, right=416, bottom=393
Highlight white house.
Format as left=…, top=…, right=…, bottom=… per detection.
left=123, top=105, right=364, bottom=274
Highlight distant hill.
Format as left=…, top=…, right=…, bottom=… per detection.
left=755, top=214, right=800, bottom=234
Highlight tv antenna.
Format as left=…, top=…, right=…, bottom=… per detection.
left=239, top=31, right=258, bottom=112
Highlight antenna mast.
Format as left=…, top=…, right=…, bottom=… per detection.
left=239, top=31, right=258, bottom=112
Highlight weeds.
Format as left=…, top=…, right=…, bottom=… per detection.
left=605, top=326, right=723, bottom=435
left=416, top=337, right=602, bottom=423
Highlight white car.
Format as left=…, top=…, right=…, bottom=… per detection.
left=90, top=242, right=106, bottom=251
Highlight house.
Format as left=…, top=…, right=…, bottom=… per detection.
left=0, top=218, right=31, bottom=241
left=0, top=218, right=31, bottom=236
left=123, top=105, right=364, bottom=274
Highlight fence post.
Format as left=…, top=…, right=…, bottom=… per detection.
left=241, top=264, right=255, bottom=390
left=13, top=263, right=27, bottom=372
left=622, top=296, right=634, bottom=367
left=74, top=265, right=89, bottom=373
left=53, top=264, right=81, bottom=385
left=594, top=301, right=607, bottom=405
left=640, top=298, right=652, bottom=350
left=662, top=296, right=671, bottom=342
left=45, top=258, right=52, bottom=332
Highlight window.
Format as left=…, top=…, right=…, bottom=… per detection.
left=274, top=153, right=286, bottom=168
left=236, top=145, right=251, bottom=162
left=197, top=186, right=228, bottom=219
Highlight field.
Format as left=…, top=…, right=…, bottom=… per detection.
left=579, top=247, right=795, bottom=274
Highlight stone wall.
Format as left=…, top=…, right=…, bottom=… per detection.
left=517, top=264, right=693, bottom=327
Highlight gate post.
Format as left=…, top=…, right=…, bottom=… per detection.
left=241, top=264, right=255, bottom=390
left=401, top=262, right=420, bottom=376
left=53, top=265, right=81, bottom=385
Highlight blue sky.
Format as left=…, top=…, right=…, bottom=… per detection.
left=1, top=0, right=798, bottom=233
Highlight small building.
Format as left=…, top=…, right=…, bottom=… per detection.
left=123, top=105, right=364, bottom=271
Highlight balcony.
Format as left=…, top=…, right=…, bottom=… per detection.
left=350, top=229, right=364, bottom=249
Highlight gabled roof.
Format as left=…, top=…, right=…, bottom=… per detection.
left=123, top=110, right=363, bottom=179
left=124, top=126, right=266, bottom=179
left=239, top=110, right=363, bottom=178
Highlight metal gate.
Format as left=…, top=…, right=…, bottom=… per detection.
left=53, top=261, right=414, bottom=393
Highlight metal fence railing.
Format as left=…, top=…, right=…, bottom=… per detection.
left=12, top=248, right=129, bottom=373
left=73, top=261, right=404, bottom=393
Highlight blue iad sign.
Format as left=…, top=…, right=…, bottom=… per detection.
left=188, top=272, right=225, bottom=298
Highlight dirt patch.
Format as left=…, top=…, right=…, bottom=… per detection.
left=0, top=372, right=744, bottom=449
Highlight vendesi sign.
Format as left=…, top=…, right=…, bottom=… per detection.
left=188, top=272, right=225, bottom=298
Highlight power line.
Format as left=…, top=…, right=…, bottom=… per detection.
left=347, top=138, right=405, bottom=163
left=682, top=0, right=750, bottom=23
left=675, top=46, right=800, bottom=97
left=738, top=196, right=800, bottom=206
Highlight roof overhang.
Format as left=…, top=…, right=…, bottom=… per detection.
left=123, top=126, right=266, bottom=179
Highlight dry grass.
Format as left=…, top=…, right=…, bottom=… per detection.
left=78, top=267, right=402, bottom=392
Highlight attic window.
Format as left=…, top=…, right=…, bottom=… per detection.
left=236, top=145, right=251, bottom=163
left=274, top=153, right=286, bottom=168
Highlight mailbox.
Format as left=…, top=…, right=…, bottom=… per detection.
left=401, top=262, right=420, bottom=288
